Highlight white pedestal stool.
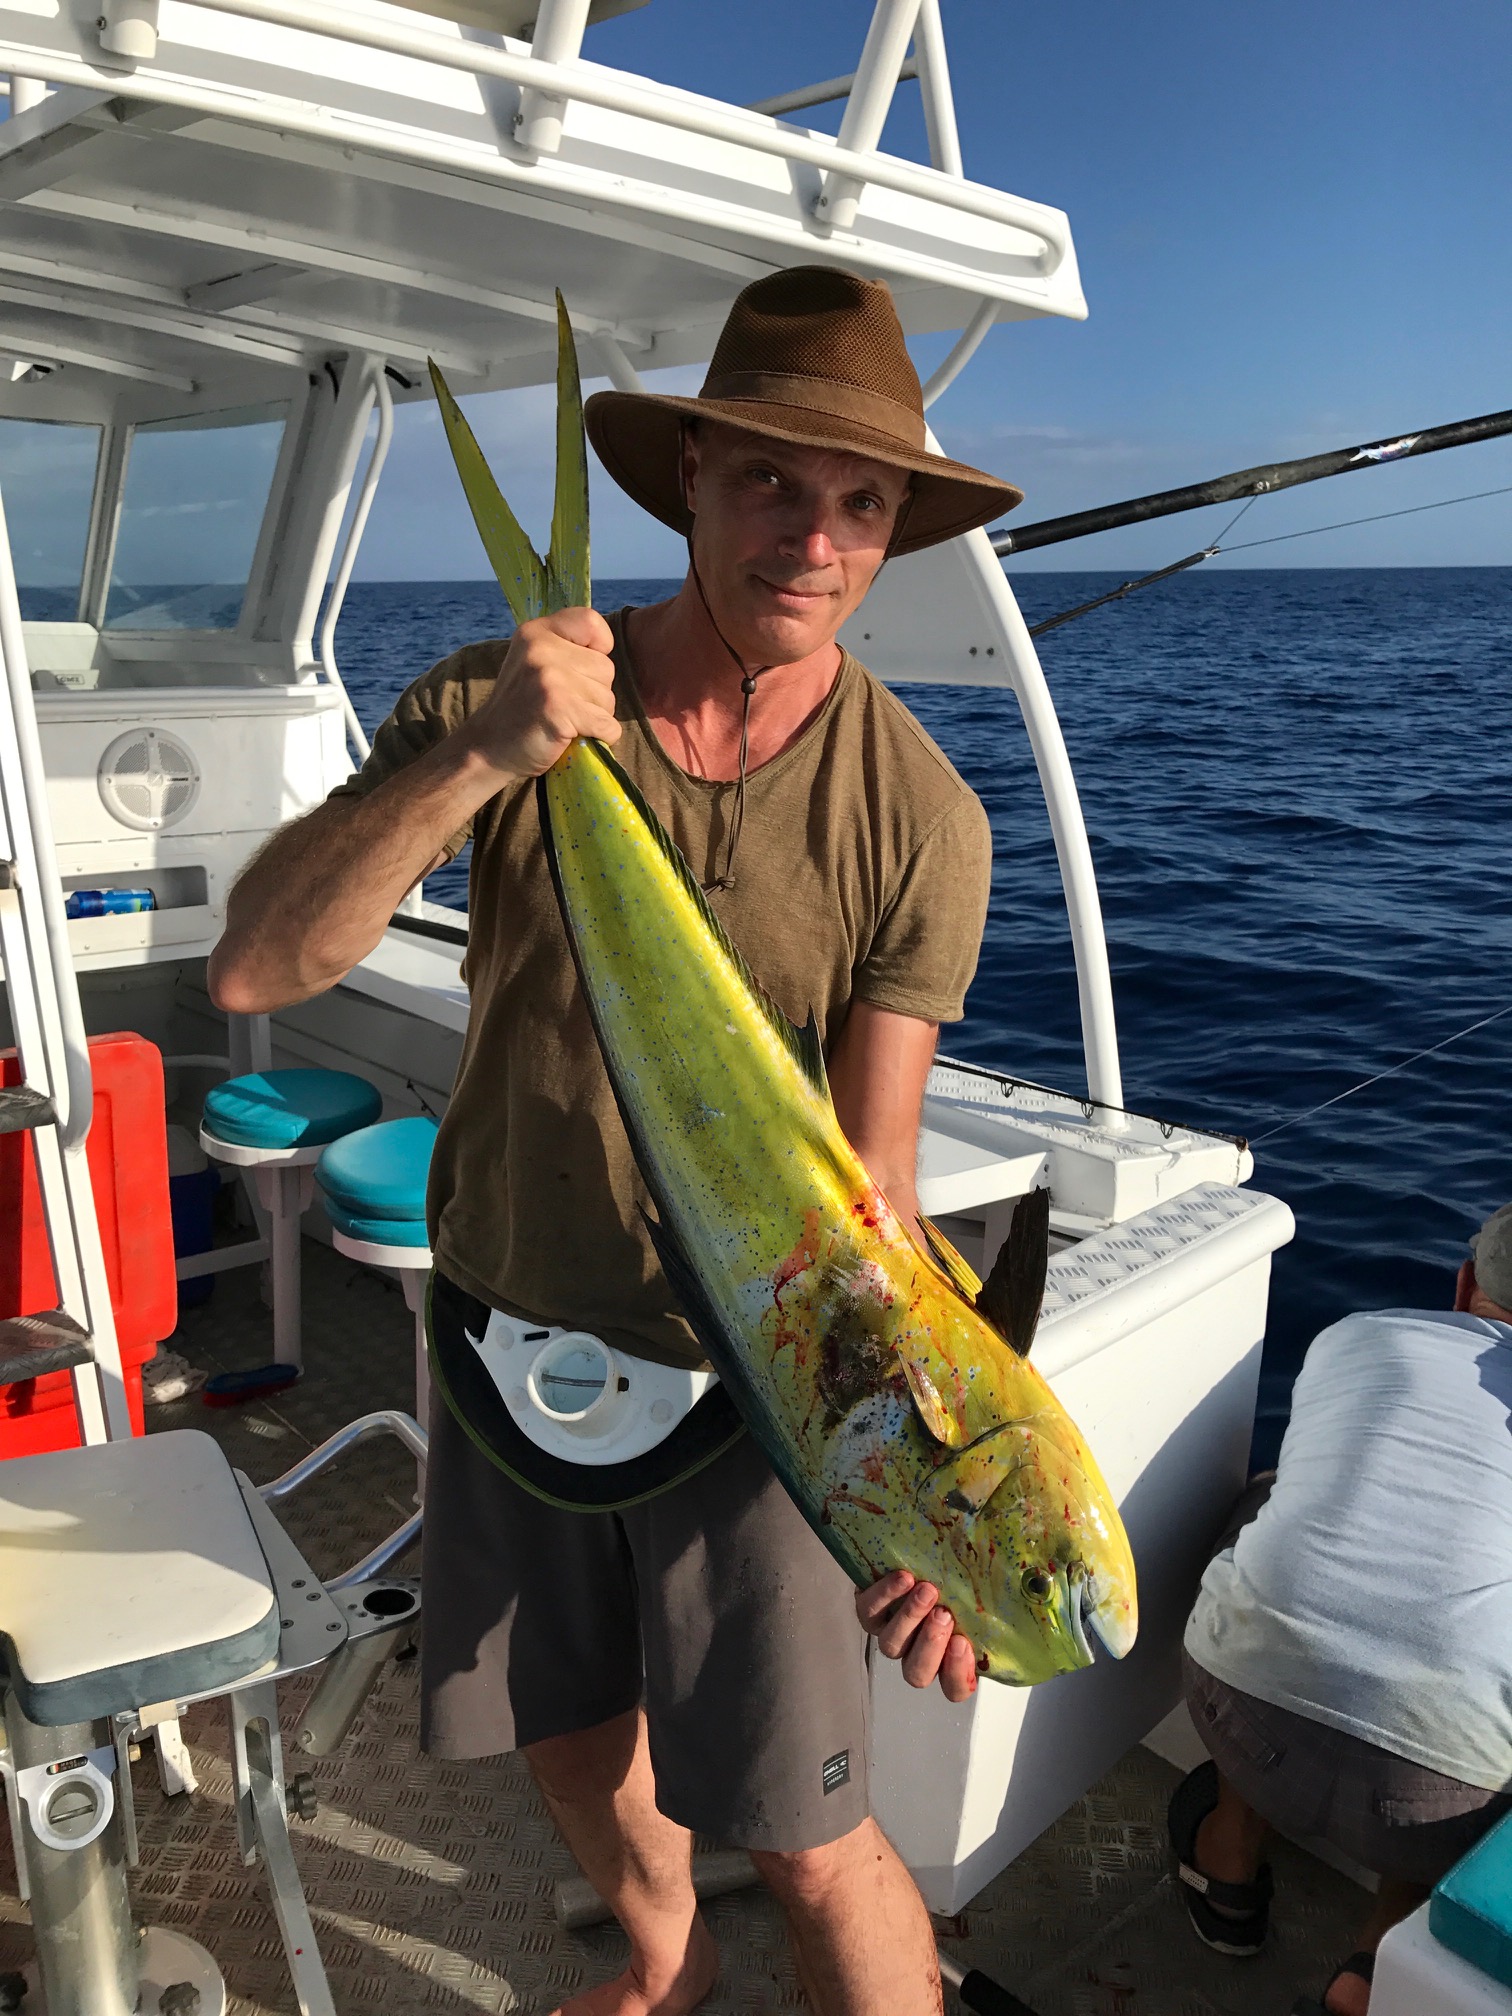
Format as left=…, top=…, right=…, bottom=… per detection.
left=315, top=1116, right=438, bottom=1436
left=200, top=1069, right=382, bottom=1370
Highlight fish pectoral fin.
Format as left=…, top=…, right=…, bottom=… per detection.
left=976, top=1186, right=1050, bottom=1358
left=897, top=1350, right=969, bottom=1447
left=796, top=1008, right=830, bottom=1100
left=916, top=1424, right=1027, bottom=1518
left=919, top=1215, right=983, bottom=1302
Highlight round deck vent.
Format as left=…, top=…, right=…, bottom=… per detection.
left=97, top=727, right=201, bottom=832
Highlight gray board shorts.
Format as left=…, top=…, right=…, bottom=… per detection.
left=420, top=1270, right=872, bottom=1853
left=1185, top=1474, right=1511, bottom=1886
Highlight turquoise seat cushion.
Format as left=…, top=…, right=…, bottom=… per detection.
left=316, top=1116, right=438, bottom=1221
left=204, top=1069, right=381, bottom=1150
left=1431, top=1810, right=1512, bottom=1989
left=324, top=1198, right=431, bottom=1251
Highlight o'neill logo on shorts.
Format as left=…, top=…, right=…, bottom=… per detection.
left=822, top=1751, right=850, bottom=1796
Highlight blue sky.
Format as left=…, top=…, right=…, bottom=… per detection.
left=352, top=0, right=1512, bottom=579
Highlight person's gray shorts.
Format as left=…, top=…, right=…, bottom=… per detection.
left=1183, top=1654, right=1510, bottom=1886
left=420, top=1274, right=871, bottom=1854
left=1185, top=1474, right=1510, bottom=1885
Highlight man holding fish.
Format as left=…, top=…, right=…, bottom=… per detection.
left=211, top=268, right=1133, bottom=2016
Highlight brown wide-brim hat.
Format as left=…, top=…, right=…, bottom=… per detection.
left=585, top=266, right=1023, bottom=558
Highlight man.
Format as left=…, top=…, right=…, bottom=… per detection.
left=1166, top=1205, right=1512, bottom=2016
left=209, top=267, right=1021, bottom=2016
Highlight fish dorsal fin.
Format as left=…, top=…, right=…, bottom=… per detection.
left=977, top=1187, right=1050, bottom=1358
left=553, top=742, right=837, bottom=1108
left=920, top=1215, right=983, bottom=1302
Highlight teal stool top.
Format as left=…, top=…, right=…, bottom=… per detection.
left=323, top=1199, right=431, bottom=1249
left=317, top=1115, right=437, bottom=1222
left=204, top=1068, right=382, bottom=1151
left=1431, top=1811, right=1512, bottom=1990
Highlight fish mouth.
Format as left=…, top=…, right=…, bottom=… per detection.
left=1079, top=1569, right=1137, bottom=1661
left=1058, top=1563, right=1136, bottom=1665
left=1067, top=1572, right=1095, bottom=1666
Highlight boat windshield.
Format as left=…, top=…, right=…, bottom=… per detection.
left=0, top=417, right=103, bottom=623
left=103, top=401, right=289, bottom=632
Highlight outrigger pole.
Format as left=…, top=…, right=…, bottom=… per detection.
left=991, top=405, right=1512, bottom=556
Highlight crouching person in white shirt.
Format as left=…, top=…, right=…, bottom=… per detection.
left=1169, top=1203, right=1512, bottom=2016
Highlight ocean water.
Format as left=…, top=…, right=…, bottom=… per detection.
left=333, top=566, right=1512, bottom=1466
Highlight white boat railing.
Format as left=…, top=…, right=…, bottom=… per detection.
left=2, top=0, right=1071, bottom=284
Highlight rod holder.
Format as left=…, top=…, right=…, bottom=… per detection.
left=295, top=1581, right=420, bottom=1756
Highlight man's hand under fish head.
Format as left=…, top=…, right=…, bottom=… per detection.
left=857, top=1569, right=980, bottom=1704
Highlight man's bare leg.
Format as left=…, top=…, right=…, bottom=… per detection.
left=751, top=1818, right=941, bottom=2016
left=1322, top=1879, right=1429, bottom=2016
left=527, top=1708, right=719, bottom=2016
left=1193, top=1770, right=1270, bottom=1907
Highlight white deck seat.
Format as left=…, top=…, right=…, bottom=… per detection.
left=0, top=1429, right=279, bottom=1725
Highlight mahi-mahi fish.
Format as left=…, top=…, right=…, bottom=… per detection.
left=428, top=302, right=1137, bottom=1683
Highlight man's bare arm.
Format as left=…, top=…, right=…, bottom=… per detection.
left=829, top=999, right=981, bottom=1703
left=826, top=996, right=936, bottom=1234
left=208, top=607, right=620, bottom=1015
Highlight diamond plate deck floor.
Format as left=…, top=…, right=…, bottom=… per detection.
left=1, top=1240, right=1368, bottom=2014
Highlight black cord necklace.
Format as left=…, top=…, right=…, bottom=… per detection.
left=685, top=545, right=771, bottom=893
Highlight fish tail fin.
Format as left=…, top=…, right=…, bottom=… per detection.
left=545, top=292, right=591, bottom=613
left=976, top=1186, right=1050, bottom=1358
left=428, top=357, right=548, bottom=626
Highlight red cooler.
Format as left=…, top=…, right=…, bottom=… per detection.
left=0, top=1031, right=177, bottom=1455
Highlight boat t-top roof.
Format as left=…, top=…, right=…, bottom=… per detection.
left=0, top=0, right=1085, bottom=425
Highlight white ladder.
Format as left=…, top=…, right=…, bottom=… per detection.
left=0, top=472, right=131, bottom=1443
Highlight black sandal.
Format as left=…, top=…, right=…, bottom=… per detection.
left=1292, top=1949, right=1375, bottom=2015
left=1167, top=1760, right=1273, bottom=1957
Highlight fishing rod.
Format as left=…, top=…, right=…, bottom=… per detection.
left=992, top=405, right=1512, bottom=556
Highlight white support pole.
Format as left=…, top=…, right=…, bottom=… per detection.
left=594, top=329, right=648, bottom=396
left=818, top=0, right=924, bottom=232
left=912, top=0, right=962, bottom=178
left=920, top=298, right=996, bottom=410
left=514, top=0, right=592, bottom=156
left=256, top=1165, right=312, bottom=1369
left=283, top=354, right=382, bottom=668
left=401, top=1269, right=429, bottom=1492
left=318, top=364, right=391, bottom=764
left=948, top=510, right=1126, bottom=1117
left=8, top=77, right=46, bottom=115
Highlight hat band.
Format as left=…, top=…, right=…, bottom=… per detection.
left=695, top=370, right=926, bottom=452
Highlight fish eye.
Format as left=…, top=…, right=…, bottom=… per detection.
left=1021, top=1568, right=1053, bottom=1602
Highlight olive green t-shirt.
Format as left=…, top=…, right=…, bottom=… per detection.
left=330, top=613, right=992, bottom=1369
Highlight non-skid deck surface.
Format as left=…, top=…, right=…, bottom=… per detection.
left=1, top=1241, right=1366, bottom=2013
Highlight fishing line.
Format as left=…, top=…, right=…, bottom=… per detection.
left=1025, top=483, right=1512, bottom=636
left=1252, top=1000, right=1512, bottom=1145
left=1208, top=489, right=1260, bottom=546
left=1219, top=481, right=1512, bottom=555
